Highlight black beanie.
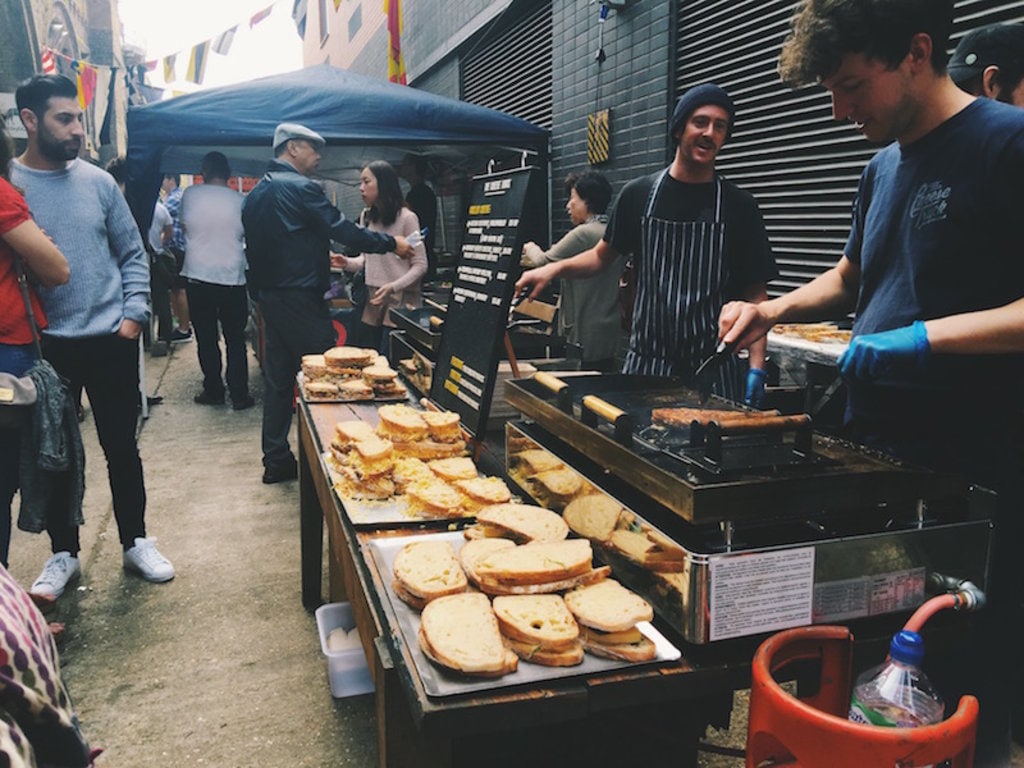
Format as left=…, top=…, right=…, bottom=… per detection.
left=669, top=83, right=736, bottom=139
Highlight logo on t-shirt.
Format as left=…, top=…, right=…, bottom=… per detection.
left=909, top=181, right=950, bottom=230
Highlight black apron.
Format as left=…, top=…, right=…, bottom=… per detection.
left=623, top=170, right=738, bottom=399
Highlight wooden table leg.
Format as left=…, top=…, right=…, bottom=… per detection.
left=299, top=409, right=323, bottom=609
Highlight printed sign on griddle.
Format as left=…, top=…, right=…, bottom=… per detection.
left=430, top=166, right=544, bottom=438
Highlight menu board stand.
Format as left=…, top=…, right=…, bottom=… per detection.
left=428, top=165, right=545, bottom=440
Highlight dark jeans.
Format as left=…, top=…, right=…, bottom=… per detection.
left=150, top=255, right=174, bottom=342
left=258, top=289, right=336, bottom=470
left=0, top=343, right=37, bottom=567
left=43, top=334, right=147, bottom=552
left=186, top=280, right=250, bottom=401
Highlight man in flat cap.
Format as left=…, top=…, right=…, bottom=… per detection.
left=949, top=23, right=1024, bottom=107
left=516, top=83, right=776, bottom=405
left=243, top=122, right=414, bottom=484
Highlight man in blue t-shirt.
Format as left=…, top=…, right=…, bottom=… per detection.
left=718, top=3, right=1024, bottom=764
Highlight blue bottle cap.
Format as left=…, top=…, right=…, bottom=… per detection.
left=889, top=629, right=924, bottom=666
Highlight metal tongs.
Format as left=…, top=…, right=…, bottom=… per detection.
left=692, top=340, right=736, bottom=403
left=507, top=288, right=542, bottom=331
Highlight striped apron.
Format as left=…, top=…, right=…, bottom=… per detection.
left=623, top=169, right=739, bottom=400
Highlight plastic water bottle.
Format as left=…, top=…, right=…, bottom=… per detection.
left=849, top=629, right=945, bottom=729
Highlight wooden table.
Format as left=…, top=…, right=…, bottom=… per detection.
left=297, top=398, right=770, bottom=768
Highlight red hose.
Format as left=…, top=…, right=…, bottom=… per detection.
left=903, top=593, right=958, bottom=633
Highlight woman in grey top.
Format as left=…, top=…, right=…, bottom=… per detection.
left=521, top=171, right=623, bottom=371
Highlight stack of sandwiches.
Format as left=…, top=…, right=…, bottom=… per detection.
left=335, top=434, right=396, bottom=500
left=418, top=593, right=519, bottom=677
left=466, top=539, right=610, bottom=596
left=327, top=420, right=378, bottom=467
left=564, top=579, right=657, bottom=661
left=508, top=446, right=589, bottom=511
left=300, top=346, right=394, bottom=401
left=463, top=503, right=569, bottom=543
left=492, top=594, right=584, bottom=666
left=377, top=404, right=466, bottom=460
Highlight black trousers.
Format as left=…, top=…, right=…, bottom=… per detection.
left=258, top=289, right=336, bottom=469
left=185, top=280, right=250, bottom=402
left=43, top=334, right=147, bottom=552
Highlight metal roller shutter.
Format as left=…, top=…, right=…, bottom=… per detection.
left=675, top=0, right=1024, bottom=296
left=461, top=2, right=553, bottom=130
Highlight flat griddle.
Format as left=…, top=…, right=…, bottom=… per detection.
left=504, top=373, right=966, bottom=526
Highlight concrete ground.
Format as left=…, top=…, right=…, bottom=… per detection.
left=7, top=339, right=1021, bottom=767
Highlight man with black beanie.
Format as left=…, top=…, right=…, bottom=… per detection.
left=516, top=83, right=776, bottom=405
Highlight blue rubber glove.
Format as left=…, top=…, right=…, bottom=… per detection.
left=838, top=321, right=930, bottom=382
left=744, top=367, right=767, bottom=407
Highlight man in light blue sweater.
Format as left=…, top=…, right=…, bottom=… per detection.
left=12, top=75, right=174, bottom=599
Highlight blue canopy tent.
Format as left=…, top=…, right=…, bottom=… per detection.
left=124, top=63, right=549, bottom=231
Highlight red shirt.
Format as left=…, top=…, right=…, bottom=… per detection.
left=0, top=177, right=47, bottom=344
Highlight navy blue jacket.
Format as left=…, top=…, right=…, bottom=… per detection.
left=242, top=159, right=395, bottom=292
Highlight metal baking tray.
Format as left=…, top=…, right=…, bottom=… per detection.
left=390, top=307, right=444, bottom=355
left=297, top=372, right=410, bottom=404
left=366, top=531, right=681, bottom=697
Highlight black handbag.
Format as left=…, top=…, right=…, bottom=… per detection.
left=0, top=257, right=44, bottom=429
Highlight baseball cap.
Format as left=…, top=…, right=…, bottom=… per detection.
left=272, top=122, right=326, bottom=151
left=948, top=24, right=1024, bottom=86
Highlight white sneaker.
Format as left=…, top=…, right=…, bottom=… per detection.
left=30, top=552, right=81, bottom=599
left=123, top=537, right=175, bottom=583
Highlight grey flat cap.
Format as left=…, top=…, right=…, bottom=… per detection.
left=273, top=122, right=326, bottom=151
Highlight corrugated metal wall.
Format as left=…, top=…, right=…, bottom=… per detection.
left=460, top=2, right=554, bottom=130
left=676, top=0, right=1024, bottom=296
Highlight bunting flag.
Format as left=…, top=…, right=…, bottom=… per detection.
left=185, top=41, right=210, bottom=84
left=250, top=5, right=273, bottom=28
left=41, top=49, right=56, bottom=74
left=383, top=0, right=406, bottom=85
left=333, top=0, right=343, bottom=8
left=74, top=61, right=97, bottom=108
left=213, top=26, right=238, bottom=55
left=163, top=53, right=177, bottom=82
left=144, top=60, right=158, bottom=72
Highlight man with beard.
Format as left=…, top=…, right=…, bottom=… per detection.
left=12, top=75, right=174, bottom=601
left=515, top=84, right=776, bottom=405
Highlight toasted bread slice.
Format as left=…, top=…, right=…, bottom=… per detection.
left=394, top=439, right=468, bottom=461
left=511, top=449, right=565, bottom=475
left=362, top=364, right=398, bottom=384
left=391, top=457, right=435, bottom=493
left=563, top=494, right=624, bottom=542
left=337, top=379, right=374, bottom=401
left=476, top=503, right=569, bottom=543
left=474, top=565, right=611, bottom=596
left=609, top=529, right=686, bottom=571
left=403, top=479, right=467, bottom=518
left=334, top=466, right=396, bottom=500
left=505, top=637, right=584, bottom=667
left=393, top=579, right=428, bottom=611
left=392, top=540, right=467, bottom=602
left=528, top=467, right=584, bottom=509
left=582, top=634, right=657, bottom=662
left=642, top=526, right=687, bottom=559
left=324, top=346, right=375, bottom=372
left=305, top=381, right=339, bottom=399
left=376, top=404, right=429, bottom=441
left=474, top=539, right=593, bottom=586
left=428, top=457, right=478, bottom=482
left=418, top=592, right=518, bottom=677
left=455, top=477, right=512, bottom=512
left=301, top=354, right=328, bottom=379
left=492, top=594, right=579, bottom=651
left=459, top=538, right=517, bottom=585
left=421, top=410, right=462, bottom=442
left=564, top=579, right=654, bottom=633
left=349, top=436, right=394, bottom=478
left=333, top=420, right=378, bottom=450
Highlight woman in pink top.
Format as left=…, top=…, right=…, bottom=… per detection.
left=338, top=160, right=427, bottom=352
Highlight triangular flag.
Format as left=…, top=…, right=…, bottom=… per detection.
left=213, top=26, right=237, bottom=55
left=333, top=0, right=343, bottom=9
left=383, top=0, right=406, bottom=85
left=144, top=60, right=158, bottom=72
left=41, top=49, right=56, bottom=74
left=163, top=53, right=177, bottom=82
left=185, top=41, right=210, bottom=84
left=249, top=5, right=273, bottom=28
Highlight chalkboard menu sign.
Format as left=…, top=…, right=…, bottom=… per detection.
left=430, top=166, right=544, bottom=438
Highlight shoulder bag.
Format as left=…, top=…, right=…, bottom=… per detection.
left=0, top=257, right=43, bottom=429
